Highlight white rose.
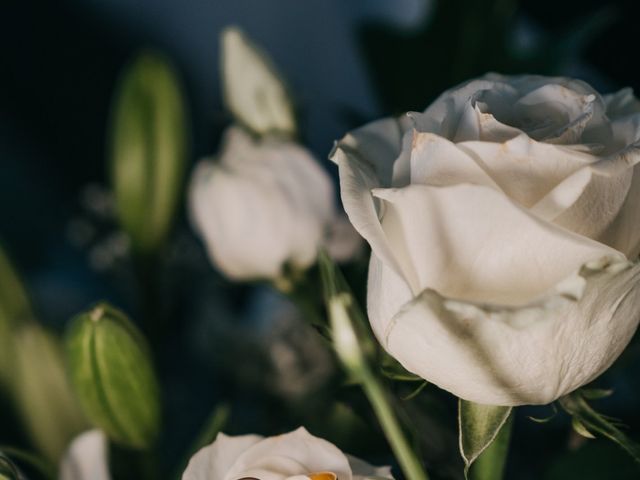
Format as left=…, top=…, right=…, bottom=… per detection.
left=331, top=74, right=640, bottom=406
left=190, top=127, right=360, bottom=281
left=182, top=427, right=393, bottom=480
left=59, top=430, right=110, bottom=480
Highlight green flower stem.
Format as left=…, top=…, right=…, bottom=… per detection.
left=470, top=413, right=513, bottom=480
left=358, top=367, right=429, bottom=480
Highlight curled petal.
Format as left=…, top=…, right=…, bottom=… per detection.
left=371, top=256, right=640, bottom=405
left=371, top=184, right=621, bottom=304
left=222, top=428, right=351, bottom=480
left=330, top=117, right=410, bottom=277
left=457, top=135, right=596, bottom=208
left=183, top=433, right=263, bottom=480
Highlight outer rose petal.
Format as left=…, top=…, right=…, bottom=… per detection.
left=598, top=163, right=640, bottom=258
left=372, top=184, right=622, bottom=305
left=182, top=433, right=263, bottom=480
left=369, top=255, right=640, bottom=405
left=330, top=118, right=411, bottom=277
left=224, top=427, right=352, bottom=480
left=59, top=430, right=110, bottom=480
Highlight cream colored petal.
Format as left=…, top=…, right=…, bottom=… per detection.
left=372, top=184, right=623, bottom=304
left=605, top=87, right=640, bottom=119
left=330, top=118, right=409, bottom=277
left=221, top=27, right=296, bottom=136
left=457, top=135, right=596, bottom=208
left=259, top=140, right=335, bottom=269
left=59, top=430, right=110, bottom=480
left=374, top=258, right=640, bottom=406
left=182, top=433, right=263, bottom=480
left=189, top=161, right=294, bottom=280
left=598, top=163, right=640, bottom=258
left=409, top=132, right=498, bottom=188
left=223, top=428, right=352, bottom=480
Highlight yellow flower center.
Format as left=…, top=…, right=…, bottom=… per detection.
left=308, top=473, right=337, bottom=480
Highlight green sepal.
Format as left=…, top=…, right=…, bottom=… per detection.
left=559, top=390, right=640, bottom=464
left=65, top=303, right=161, bottom=450
left=459, top=399, right=512, bottom=479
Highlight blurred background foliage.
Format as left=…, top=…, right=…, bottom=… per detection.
left=2, top=0, right=640, bottom=478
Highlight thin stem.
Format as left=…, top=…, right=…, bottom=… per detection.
left=359, top=368, right=429, bottom=480
left=470, top=414, right=513, bottom=480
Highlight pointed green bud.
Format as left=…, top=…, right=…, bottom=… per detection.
left=221, top=26, right=296, bottom=137
left=109, top=51, right=189, bottom=254
left=65, top=303, right=161, bottom=449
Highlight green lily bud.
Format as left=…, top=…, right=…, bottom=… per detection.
left=221, top=26, right=297, bottom=137
left=13, top=323, right=88, bottom=463
left=65, top=303, right=160, bottom=449
left=109, top=51, right=189, bottom=254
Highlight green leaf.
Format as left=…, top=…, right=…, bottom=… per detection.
left=221, top=26, right=296, bottom=137
left=109, top=50, right=189, bottom=254
left=0, top=245, right=33, bottom=388
left=401, top=381, right=429, bottom=401
left=65, top=303, right=161, bottom=449
left=559, top=390, right=640, bottom=464
left=459, top=399, right=512, bottom=478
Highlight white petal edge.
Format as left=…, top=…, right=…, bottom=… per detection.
left=370, top=255, right=640, bottom=406
left=371, top=184, right=623, bottom=305
left=59, top=430, right=110, bottom=480
left=182, top=433, right=263, bottom=480
left=330, top=117, right=410, bottom=278
left=222, top=427, right=352, bottom=480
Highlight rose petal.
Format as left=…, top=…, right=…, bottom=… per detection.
left=598, top=163, right=640, bottom=258
left=457, top=135, right=596, bottom=208
left=330, top=118, right=410, bottom=277
left=371, top=184, right=623, bottom=305
left=182, top=433, right=263, bottom=480
left=605, top=87, right=640, bottom=119
left=224, top=427, right=352, bottom=480
left=409, top=132, right=498, bottom=188
left=59, top=430, right=110, bottom=480
left=369, top=253, right=640, bottom=406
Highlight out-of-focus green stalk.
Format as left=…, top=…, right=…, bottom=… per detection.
left=328, top=294, right=429, bottom=480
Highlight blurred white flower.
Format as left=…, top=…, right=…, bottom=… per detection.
left=332, top=74, right=640, bottom=406
left=190, top=127, right=360, bottom=281
left=59, top=430, right=110, bottom=480
left=182, top=427, right=393, bottom=480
